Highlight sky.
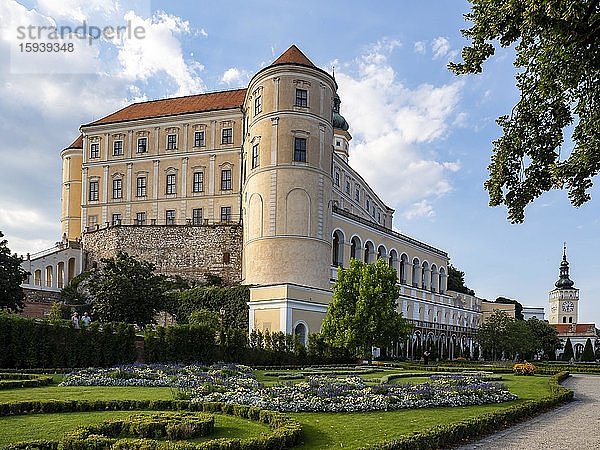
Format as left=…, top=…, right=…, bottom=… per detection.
left=1, top=0, right=598, bottom=324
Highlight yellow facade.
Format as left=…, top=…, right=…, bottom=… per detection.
left=58, top=45, right=479, bottom=357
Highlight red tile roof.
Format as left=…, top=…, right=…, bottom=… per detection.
left=553, top=323, right=597, bottom=334
left=65, top=135, right=83, bottom=149
left=85, top=89, right=246, bottom=127
left=271, top=45, right=315, bottom=67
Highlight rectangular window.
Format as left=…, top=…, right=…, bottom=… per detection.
left=167, top=134, right=177, bottom=150
left=166, top=173, right=176, bottom=195
left=221, top=169, right=232, bottom=190
left=113, top=140, right=123, bottom=156
left=295, top=88, right=308, bottom=107
left=355, top=185, right=360, bottom=202
left=192, top=208, right=203, bottom=225
left=294, top=137, right=307, bottom=162
left=136, top=212, right=146, bottom=225
left=254, top=95, right=262, bottom=115
left=90, top=143, right=99, bottom=158
left=221, top=206, right=232, bottom=222
left=252, top=144, right=259, bottom=169
left=165, top=209, right=176, bottom=225
left=378, top=211, right=381, bottom=223
left=136, top=176, right=147, bottom=197
left=366, top=197, right=370, bottom=211
left=335, top=172, right=340, bottom=186
left=345, top=180, right=350, bottom=194
left=194, top=131, right=205, bottom=147
left=137, top=137, right=147, bottom=153
left=89, top=180, right=99, bottom=201
left=112, top=178, right=122, bottom=199
left=88, top=215, right=97, bottom=227
left=221, top=128, right=233, bottom=144
left=112, top=213, right=121, bottom=225
left=192, top=171, right=204, bottom=193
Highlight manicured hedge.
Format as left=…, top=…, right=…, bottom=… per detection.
left=63, top=412, right=215, bottom=447
left=0, top=399, right=302, bottom=450
left=361, top=371, right=573, bottom=449
left=0, top=313, right=136, bottom=369
left=0, top=374, right=53, bottom=390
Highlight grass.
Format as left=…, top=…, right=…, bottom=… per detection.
left=291, top=374, right=554, bottom=449
left=0, top=371, right=558, bottom=450
left=0, top=411, right=269, bottom=447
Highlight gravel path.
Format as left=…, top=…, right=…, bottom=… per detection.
left=455, top=374, right=600, bottom=449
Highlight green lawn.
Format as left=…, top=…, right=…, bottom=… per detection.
left=0, top=372, right=558, bottom=450
left=291, top=374, right=554, bottom=449
left=0, top=411, right=269, bottom=447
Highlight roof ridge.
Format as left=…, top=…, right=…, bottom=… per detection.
left=123, top=87, right=247, bottom=107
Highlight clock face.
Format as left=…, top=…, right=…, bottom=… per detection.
left=562, top=301, right=574, bottom=312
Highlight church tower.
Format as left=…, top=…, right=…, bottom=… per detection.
left=548, top=244, right=579, bottom=324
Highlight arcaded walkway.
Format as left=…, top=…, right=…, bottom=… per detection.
left=456, top=374, right=600, bottom=449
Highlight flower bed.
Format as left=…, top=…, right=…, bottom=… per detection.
left=60, top=363, right=259, bottom=391
left=192, top=374, right=517, bottom=413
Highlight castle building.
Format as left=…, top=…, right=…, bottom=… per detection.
left=25, top=45, right=482, bottom=358
left=548, top=245, right=598, bottom=359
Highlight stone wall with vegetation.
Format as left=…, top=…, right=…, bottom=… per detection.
left=82, top=225, right=243, bottom=284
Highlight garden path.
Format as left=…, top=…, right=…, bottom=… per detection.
left=456, top=374, right=600, bottom=449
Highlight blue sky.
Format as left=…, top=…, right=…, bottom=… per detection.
left=1, top=0, right=598, bottom=324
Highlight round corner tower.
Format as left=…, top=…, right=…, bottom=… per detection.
left=241, top=45, right=336, bottom=290
left=60, top=135, right=83, bottom=242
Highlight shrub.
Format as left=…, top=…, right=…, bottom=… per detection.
left=513, top=362, right=537, bottom=376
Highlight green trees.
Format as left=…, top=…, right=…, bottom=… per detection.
left=447, top=264, right=475, bottom=295
left=0, top=231, right=28, bottom=312
left=321, top=258, right=411, bottom=361
left=476, top=310, right=513, bottom=360
left=581, top=338, right=595, bottom=362
left=562, top=338, right=574, bottom=361
left=87, top=252, right=165, bottom=326
left=477, top=311, right=561, bottom=360
left=450, top=0, right=600, bottom=222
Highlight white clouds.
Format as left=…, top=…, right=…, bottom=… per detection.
left=116, top=10, right=205, bottom=96
left=336, top=40, right=463, bottom=222
left=403, top=200, right=436, bottom=220
left=0, top=1, right=208, bottom=254
left=413, top=41, right=426, bottom=54
left=432, top=36, right=451, bottom=59
left=220, top=67, right=249, bottom=87
left=431, top=36, right=459, bottom=61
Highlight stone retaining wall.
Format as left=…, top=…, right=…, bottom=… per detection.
left=82, top=224, right=243, bottom=284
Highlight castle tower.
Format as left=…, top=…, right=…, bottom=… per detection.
left=332, top=92, right=352, bottom=163
left=548, top=244, right=579, bottom=324
left=243, top=45, right=337, bottom=335
left=60, top=135, right=83, bottom=241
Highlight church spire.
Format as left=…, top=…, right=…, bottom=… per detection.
left=555, top=243, right=575, bottom=289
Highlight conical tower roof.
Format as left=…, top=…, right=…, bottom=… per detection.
left=270, top=45, right=316, bottom=68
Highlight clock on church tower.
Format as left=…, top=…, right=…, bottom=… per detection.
left=548, top=244, right=579, bottom=325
